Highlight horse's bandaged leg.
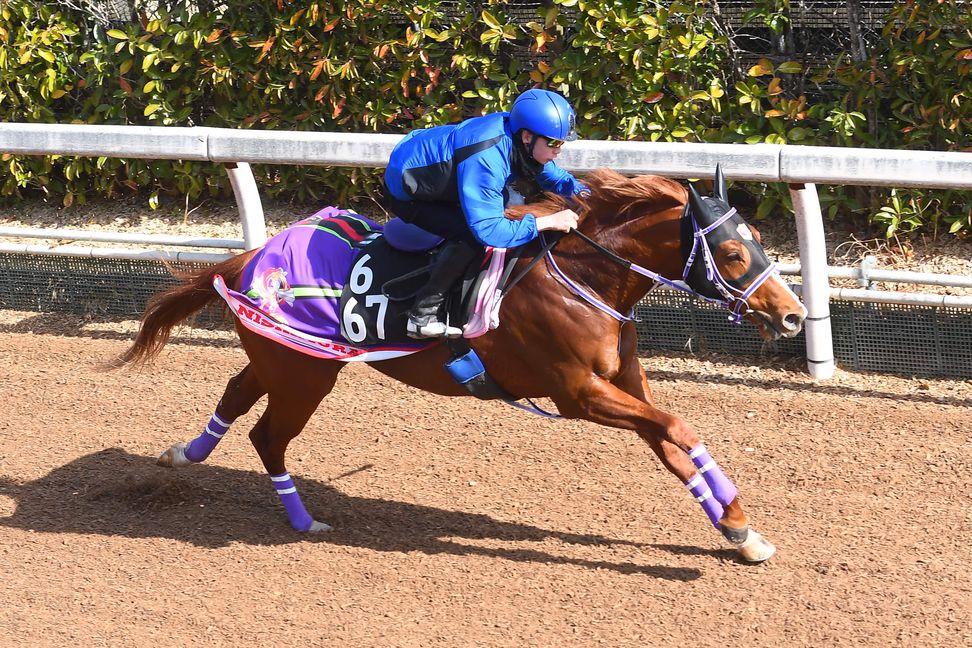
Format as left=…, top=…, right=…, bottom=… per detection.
left=183, top=412, right=234, bottom=463
left=686, top=473, right=724, bottom=528
left=689, top=444, right=738, bottom=506
left=270, top=472, right=316, bottom=532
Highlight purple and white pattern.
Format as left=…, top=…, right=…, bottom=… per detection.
left=184, top=412, right=234, bottom=463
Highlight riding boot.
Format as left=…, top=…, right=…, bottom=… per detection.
left=407, top=240, right=478, bottom=339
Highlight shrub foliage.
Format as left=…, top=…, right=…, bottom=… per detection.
left=1, top=0, right=969, bottom=235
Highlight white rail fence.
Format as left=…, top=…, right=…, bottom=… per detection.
left=2, top=122, right=972, bottom=380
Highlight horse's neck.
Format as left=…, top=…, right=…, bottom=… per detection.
left=555, top=211, right=685, bottom=315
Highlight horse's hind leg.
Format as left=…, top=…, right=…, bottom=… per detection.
left=158, top=364, right=266, bottom=468
left=248, top=365, right=342, bottom=533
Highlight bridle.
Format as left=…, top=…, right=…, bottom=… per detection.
left=537, top=194, right=779, bottom=325
left=679, top=202, right=779, bottom=323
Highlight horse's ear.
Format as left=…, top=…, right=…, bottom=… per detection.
left=714, top=164, right=727, bottom=202
left=688, top=182, right=707, bottom=216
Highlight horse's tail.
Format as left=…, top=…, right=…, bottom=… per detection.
left=112, top=251, right=255, bottom=367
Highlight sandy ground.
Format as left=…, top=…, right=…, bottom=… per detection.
left=1, top=192, right=970, bottom=645
left=0, top=315, right=970, bottom=647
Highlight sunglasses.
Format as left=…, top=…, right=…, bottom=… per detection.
left=545, top=137, right=566, bottom=149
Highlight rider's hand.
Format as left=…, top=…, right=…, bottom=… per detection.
left=535, top=209, right=579, bottom=233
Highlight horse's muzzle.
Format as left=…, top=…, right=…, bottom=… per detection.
left=751, top=308, right=805, bottom=341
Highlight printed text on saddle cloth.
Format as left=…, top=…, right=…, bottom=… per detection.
left=339, top=237, right=507, bottom=345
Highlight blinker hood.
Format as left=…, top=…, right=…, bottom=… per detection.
left=681, top=166, right=773, bottom=300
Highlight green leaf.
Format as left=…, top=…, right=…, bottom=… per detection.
left=142, top=52, right=157, bottom=72
left=776, top=61, right=803, bottom=74
left=481, top=10, right=501, bottom=29
left=788, top=127, right=812, bottom=141
left=756, top=199, right=776, bottom=220
left=144, top=103, right=161, bottom=116
left=107, top=29, right=128, bottom=40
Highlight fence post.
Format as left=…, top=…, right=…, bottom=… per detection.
left=789, top=183, right=835, bottom=379
left=224, top=162, right=267, bottom=250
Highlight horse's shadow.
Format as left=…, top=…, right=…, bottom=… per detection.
left=0, top=448, right=718, bottom=580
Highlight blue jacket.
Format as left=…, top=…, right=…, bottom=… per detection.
left=384, top=112, right=586, bottom=248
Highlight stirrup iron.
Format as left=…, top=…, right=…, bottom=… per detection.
left=406, top=318, right=462, bottom=339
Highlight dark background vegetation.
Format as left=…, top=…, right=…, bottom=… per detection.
left=1, top=1, right=970, bottom=236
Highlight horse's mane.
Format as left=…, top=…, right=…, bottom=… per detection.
left=583, top=169, right=687, bottom=216
left=505, top=169, right=687, bottom=229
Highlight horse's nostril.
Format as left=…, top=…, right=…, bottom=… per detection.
left=783, top=313, right=804, bottom=331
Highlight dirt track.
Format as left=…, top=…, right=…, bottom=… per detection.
left=1, top=318, right=970, bottom=647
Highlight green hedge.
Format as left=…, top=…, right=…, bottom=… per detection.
left=1, top=0, right=970, bottom=236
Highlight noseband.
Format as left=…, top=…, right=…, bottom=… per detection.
left=681, top=205, right=779, bottom=323
left=540, top=202, right=779, bottom=324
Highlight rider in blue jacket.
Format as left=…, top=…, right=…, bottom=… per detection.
left=384, top=88, right=586, bottom=338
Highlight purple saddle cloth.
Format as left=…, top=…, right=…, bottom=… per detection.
left=215, top=207, right=432, bottom=361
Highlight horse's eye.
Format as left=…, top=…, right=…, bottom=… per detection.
left=727, top=251, right=743, bottom=262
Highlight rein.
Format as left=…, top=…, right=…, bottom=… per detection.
left=540, top=205, right=778, bottom=325
left=499, top=232, right=565, bottom=297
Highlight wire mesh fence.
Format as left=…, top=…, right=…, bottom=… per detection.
left=2, top=252, right=970, bottom=379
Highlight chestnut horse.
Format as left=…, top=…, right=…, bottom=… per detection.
left=117, top=167, right=806, bottom=563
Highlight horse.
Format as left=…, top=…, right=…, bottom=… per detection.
left=115, top=166, right=806, bottom=563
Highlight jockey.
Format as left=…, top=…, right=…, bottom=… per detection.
left=384, top=88, right=587, bottom=339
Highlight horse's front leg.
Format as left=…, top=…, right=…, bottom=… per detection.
left=610, top=325, right=747, bottom=528
left=560, top=363, right=775, bottom=562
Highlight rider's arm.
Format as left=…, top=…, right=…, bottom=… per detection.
left=537, top=162, right=589, bottom=197
left=457, top=151, right=539, bottom=248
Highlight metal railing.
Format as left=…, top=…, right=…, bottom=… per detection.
left=2, top=122, right=971, bottom=379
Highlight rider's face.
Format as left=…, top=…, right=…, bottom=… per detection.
left=522, top=131, right=562, bottom=165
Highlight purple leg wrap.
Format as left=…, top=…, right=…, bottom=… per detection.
left=184, top=412, right=234, bottom=463
left=689, top=444, right=738, bottom=506
left=271, top=472, right=315, bottom=531
left=686, top=474, right=724, bottom=528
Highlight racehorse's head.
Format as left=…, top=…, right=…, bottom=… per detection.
left=682, top=166, right=806, bottom=340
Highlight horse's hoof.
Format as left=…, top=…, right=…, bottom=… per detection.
left=305, top=520, right=333, bottom=533
left=157, top=442, right=191, bottom=468
left=736, top=530, right=776, bottom=563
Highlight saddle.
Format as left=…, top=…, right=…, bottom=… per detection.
left=338, top=218, right=516, bottom=347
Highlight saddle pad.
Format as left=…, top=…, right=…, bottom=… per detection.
left=339, top=235, right=438, bottom=346
left=462, top=246, right=507, bottom=338
left=216, top=207, right=433, bottom=362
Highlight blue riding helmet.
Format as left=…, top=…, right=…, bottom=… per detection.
left=508, top=89, right=578, bottom=142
